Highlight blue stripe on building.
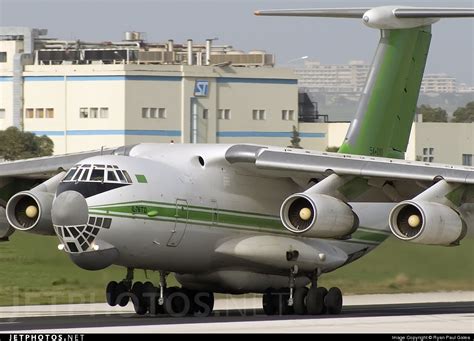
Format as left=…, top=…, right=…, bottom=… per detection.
left=30, top=130, right=182, bottom=137
left=0, top=76, right=13, bottom=82
left=16, top=75, right=296, bottom=85
left=217, top=131, right=325, bottom=138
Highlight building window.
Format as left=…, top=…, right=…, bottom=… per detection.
left=462, top=154, right=473, bottom=166
left=282, top=109, right=294, bottom=121
left=46, top=108, right=54, bottom=118
left=0, top=109, right=5, bottom=119
left=158, top=108, right=166, bottom=119
left=203, top=109, right=208, bottom=120
left=25, top=108, right=34, bottom=119
left=252, top=109, right=266, bottom=120
left=80, top=108, right=89, bottom=118
left=35, top=108, right=44, bottom=119
left=218, top=109, right=231, bottom=120
left=422, top=147, right=434, bottom=163
left=0, top=52, right=6, bottom=63
left=142, top=108, right=149, bottom=118
left=150, top=108, right=158, bottom=119
left=90, top=107, right=98, bottom=118
left=100, top=107, right=108, bottom=118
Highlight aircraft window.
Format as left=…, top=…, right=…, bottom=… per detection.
left=80, top=169, right=90, bottom=181
left=113, top=165, right=119, bottom=169
left=63, top=168, right=77, bottom=181
left=107, top=165, right=113, bottom=169
left=116, top=170, right=126, bottom=183
left=90, top=169, right=105, bottom=182
left=82, top=164, right=91, bottom=167
left=122, top=170, right=133, bottom=183
left=107, top=171, right=118, bottom=182
left=72, top=169, right=83, bottom=181
left=95, top=164, right=105, bottom=168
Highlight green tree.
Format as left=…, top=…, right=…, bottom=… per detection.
left=451, top=102, right=474, bottom=123
left=0, top=127, right=54, bottom=161
left=288, top=125, right=303, bottom=149
left=417, top=105, right=448, bottom=122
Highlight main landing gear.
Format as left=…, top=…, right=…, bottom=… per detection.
left=105, top=268, right=215, bottom=317
left=262, top=268, right=343, bottom=316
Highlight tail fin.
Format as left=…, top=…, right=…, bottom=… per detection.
left=256, top=6, right=474, bottom=159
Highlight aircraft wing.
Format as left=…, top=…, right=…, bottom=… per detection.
left=0, top=148, right=115, bottom=179
left=225, top=144, right=474, bottom=184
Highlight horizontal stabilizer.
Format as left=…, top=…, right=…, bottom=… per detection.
left=394, top=8, right=474, bottom=18
left=255, top=6, right=474, bottom=29
left=254, top=8, right=370, bottom=18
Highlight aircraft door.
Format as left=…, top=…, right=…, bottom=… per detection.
left=167, top=199, right=189, bottom=247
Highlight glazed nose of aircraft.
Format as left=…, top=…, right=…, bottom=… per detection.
left=51, top=190, right=89, bottom=226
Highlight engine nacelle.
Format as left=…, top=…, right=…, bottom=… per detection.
left=362, top=6, right=439, bottom=29
left=0, top=200, right=14, bottom=240
left=389, top=200, right=467, bottom=246
left=6, top=191, right=55, bottom=235
left=280, top=193, right=357, bottom=238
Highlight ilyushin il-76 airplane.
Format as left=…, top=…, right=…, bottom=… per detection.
left=1, top=5, right=473, bottom=317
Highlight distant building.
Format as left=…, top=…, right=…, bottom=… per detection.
left=294, top=60, right=473, bottom=95
left=0, top=27, right=302, bottom=154
left=420, top=74, right=457, bottom=94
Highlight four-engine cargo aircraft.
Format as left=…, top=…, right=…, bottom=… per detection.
left=1, top=6, right=473, bottom=317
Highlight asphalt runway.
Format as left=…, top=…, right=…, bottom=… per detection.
left=1, top=292, right=473, bottom=333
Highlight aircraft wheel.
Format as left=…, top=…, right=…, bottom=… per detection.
left=116, top=281, right=130, bottom=307
left=106, top=281, right=118, bottom=307
left=306, top=287, right=326, bottom=315
left=164, top=287, right=191, bottom=317
left=131, top=281, right=147, bottom=315
left=193, top=291, right=214, bottom=317
left=293, top=287, right=308, bottom=315
left=319, top=287, right=328, bottom=314
left=324, top=287, right=343, bottom=315
left=262, top=288, right=276, bottom=315
left=274, top=288, right=293, bottom=315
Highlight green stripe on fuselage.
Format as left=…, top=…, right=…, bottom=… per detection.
left=89, top=201, right=388, bottom=244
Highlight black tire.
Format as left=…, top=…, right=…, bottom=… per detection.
left=274, top=289, right=293, bottom=315
left=116, top=282, right=130, bottom=307
left=106, top=281, right=118, bottom=306
left=318, top=287, right=328, bottom=314
left=262, top=288, right=276, bottom=315
left=293, top=287, right=308, bottom=315
left=164, top=287, right=191, bottom=317
left=324, top=287, right=343, bottom=315
left=142, top=281, right=157, bottom=310
left=306, top=286, right=325, bottom=315
left=131, top=281, right=147, bottom=315
left=194, top=291, right=214, bottom=317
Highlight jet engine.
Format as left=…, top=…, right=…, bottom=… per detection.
left=5, top=172, right=65, bottom=236
left=389, top=200, right=467, bottom=246
left=280, top=193, right=357, bottom=238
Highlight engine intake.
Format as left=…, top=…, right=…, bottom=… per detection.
left=6, top=191, right=55, bottom=235
left=389, top=200, right=466, bottom=246
left=280, top=193, right=357, bottom=238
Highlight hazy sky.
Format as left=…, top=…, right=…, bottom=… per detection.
left=1, top=0, right=473, bottom=84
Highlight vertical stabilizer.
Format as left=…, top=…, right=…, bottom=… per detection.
left=255, top=6, right=474, bottom=159
left=338, top=26, right=431, bottom=159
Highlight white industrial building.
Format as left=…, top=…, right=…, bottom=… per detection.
left=0, top=27, right=472, bottom=166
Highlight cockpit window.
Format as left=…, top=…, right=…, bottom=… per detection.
left=80, top=168, right=90, bottom=181
left=107, top=170, right=118, bottom=182
left=63, top=168, right=77, bottom=181
left=122, top=170, right=133, bottom=183
left=90, top=169, right=105, bottom=182
left=61, top=164, right=133, bottom=184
